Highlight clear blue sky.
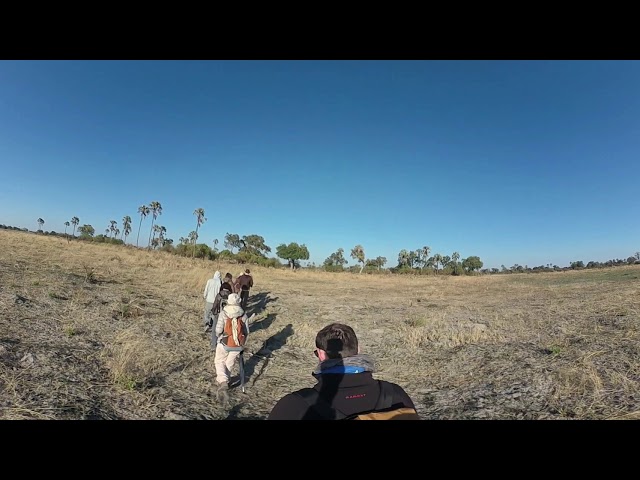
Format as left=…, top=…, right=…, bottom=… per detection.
left=1, top=60, right=638, bottom=269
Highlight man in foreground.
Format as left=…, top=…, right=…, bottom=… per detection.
left=267, top=323, right=420, bottom=420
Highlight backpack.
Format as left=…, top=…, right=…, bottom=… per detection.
left=212, top=288, right=231, bottom=317
left=295, top=381, right=420, bottom=420
left=220, top=313, right=247, bottom=352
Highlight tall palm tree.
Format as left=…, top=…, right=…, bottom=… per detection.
left=64, top=221, right=70, bottom=237
left=136, top=205, right=150, bottom=247
left=122, top=216, right=132, bottom=243
left=147, top=201, right=162, bottom=249
left=114, top=228, right=120, bottom=240
left=37, top=218, right=44, bottom=231
left=192, top=208, right=206, bottom=257
left=71, top=217, right=79, bottom=238
left=109, top=220, right=117, bottom=239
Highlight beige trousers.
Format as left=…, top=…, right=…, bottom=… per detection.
left=214, top=343, right=240, bottom=385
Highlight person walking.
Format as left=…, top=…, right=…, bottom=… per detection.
left=202, top=271, right=221, bottom=328
left=236, top=269, right=253, bottom=310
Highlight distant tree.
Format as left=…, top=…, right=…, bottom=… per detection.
left=114, top=228, right=120, bottom=240
left=366, top=256, right=387, bottom=271
left=122, top=216, right=132, bottom=243
left=192, top=208, right=206, bottom=257
left=420, top=246, right=430, bottom=269
left=224, top=233, right=242, bottom=253
left=627, top=256, right=637, bottom=265
left=276, top=242, right=310, bottom=269
left=157, top=225, right=167, bottom=246
left=462, top=255, right=483, bottom=272
left=350, top=245, right=366, bottom=274
left=433, top=253, right=443, bottom=274
left=212, top=238, right=219, bottom=252
left=635, top=252, right=640, bottom=261
left=440, top=255, right=451, bottom=269
left=109, top=220, right=117, bottom=239
left=77, top=224, right=95, bottom=238
left=136, top=205, right=150, bottom=247
left=37, top=218, right=44, bottom=231
left=451, top=251, right=460, bottom=264
left=71, top=216, right=80, bottom=238
left=240, top=234, right=271, bottom=257
left=188, top=230, right=198, bottom=246
left=397, top=249, right=410, bottom=268
left=63, top=221, right=70, bottom=238
left=324, top=248, right=348, bottom=269
left=147, top=201, right=162, bottom=249
left=570, top=260, right=584, bottom=269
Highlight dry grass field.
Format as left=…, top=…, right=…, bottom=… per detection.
left=1, top=228, right=639, bottom=420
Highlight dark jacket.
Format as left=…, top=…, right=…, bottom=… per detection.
left=211, top=286, right=232, bottom=316
left=236, top=273, right=253, bottom=291
left=267, top=354, right=417, bottom=420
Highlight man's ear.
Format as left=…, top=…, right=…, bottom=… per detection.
left=317, top=349, right=329, bottom=362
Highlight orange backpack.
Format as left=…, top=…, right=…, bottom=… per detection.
left=221, top=314, right=247, bottom=351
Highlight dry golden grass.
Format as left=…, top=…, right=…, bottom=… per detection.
left=1, top=228, right=639, bottom=419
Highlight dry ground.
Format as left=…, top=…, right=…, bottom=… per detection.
left=1, top=229, right=639, bottom=420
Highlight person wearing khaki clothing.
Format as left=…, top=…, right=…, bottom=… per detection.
left=214, top=293, right=252, bottom=388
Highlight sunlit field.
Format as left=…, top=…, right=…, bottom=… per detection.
left=1, top=229, right=638, bottom=419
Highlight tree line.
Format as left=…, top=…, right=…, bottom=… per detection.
left=3, top=206, right=639, bottom=275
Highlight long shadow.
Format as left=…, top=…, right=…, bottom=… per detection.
left=249, top=313, right=277, bottom=333
left=230, top=323, right=294, bottom=389
left=224, top=404, right=265, bottom=420
left=245, top=291, right=279, bottom=316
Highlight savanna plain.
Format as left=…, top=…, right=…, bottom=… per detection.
left=1, top=229, right=639, bottom=420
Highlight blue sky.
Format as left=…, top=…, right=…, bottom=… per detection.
left=0, top=60, right=638, bottom=269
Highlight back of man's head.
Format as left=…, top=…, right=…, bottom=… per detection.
left=245, top=269, right=250, bottom=275
left=315, top=323, right=358, bottom=359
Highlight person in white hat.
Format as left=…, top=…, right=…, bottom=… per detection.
left=213, top=293, right=252, bottom=396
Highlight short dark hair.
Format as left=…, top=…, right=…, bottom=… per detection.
left=224, top=273, right=232, bottom=281
left=315, top=323, right=358, bottom=359
left=245, top=269, right=250, bottom=274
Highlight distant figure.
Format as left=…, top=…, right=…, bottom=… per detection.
left=235, top=269, right=253, bottom=310
left=267, top=323, right=420, bottom=420
left=213, top=293, right=254, bottom=398
left=202, top=271, right=221, bottom=328
left=220, top=273, right=235, bottom=294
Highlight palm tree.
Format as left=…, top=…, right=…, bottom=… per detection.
left=192, top=208, right=206, bottom=257
left=421, top=246, right=431, bottom=270
left=71, top=217, right=79, bottom=238
left=433, top=253, right=442, bottom=274
left=157, top=225, right=167, bottom=246
left=122, top=216, right=132, bottom=243
left=63, top=221, right=70, bottom=237
left=136, top=205, right=150, bottom=247
left=109, top=220, right=117, bottom=239
left=188, top=230, right=198, bottom=247
left=147, top=201, right=162, bottom=249
left=37, top=218, right=44, bottom=231
left=114, top=228, right=120, bottom=240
